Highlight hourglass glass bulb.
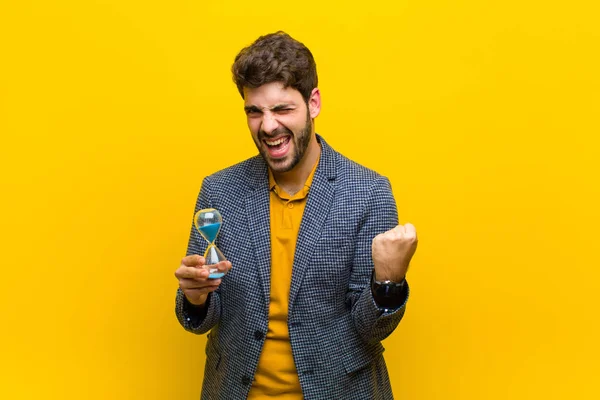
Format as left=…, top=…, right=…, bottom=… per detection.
left=194, top=209, right=222, bottom=243
left=193, top=208, right=228, bottom=279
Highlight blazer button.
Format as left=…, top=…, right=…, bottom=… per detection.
left=254, top=330, right=264, bottom=340
left=241, top=375, right=252, bottom=385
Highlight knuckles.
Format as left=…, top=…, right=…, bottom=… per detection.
left=371, top=226, right=419, bottom=257
left=374, top=233, right=417, bottom=245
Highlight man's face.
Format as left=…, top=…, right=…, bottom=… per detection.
left=243, top=82, right=315, bottom=173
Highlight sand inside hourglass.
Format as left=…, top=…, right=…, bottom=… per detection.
left=198, top=222, right=221, bottom=243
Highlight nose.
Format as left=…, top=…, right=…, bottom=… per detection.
left=261, top=112, right=279, bottom=135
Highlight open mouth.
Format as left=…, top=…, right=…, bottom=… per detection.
left=264, top=135, right=291, bottom=158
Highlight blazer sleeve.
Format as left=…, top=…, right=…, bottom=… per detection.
left=345, top=176, right=410, bottom=343
left=174, top=177, right=222, bottom=335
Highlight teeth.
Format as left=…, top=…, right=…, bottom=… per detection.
left=266, top=137, right=287, bottom=146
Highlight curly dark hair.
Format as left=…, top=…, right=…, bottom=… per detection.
left=232, top=31, right=318, bottom=103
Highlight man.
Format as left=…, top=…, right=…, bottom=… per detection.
left=174, top=31, right=418, bottom=399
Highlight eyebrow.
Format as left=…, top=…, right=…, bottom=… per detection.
left=271, top=104, right=295, bottom=111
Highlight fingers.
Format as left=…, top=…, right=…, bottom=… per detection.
left=175, top=261, right=232, bottom=280
left=392, top=223, right=417, bottom=239
left=181, top=255, right=205, bottom=267
left=403, top=223, right=417, bottom=242
left=175, top=265, right=209, bottom=280
left=392, top=225, right=406, bottom=235
left=214, top=261, right=232, bottom=272
left=179, top=278, right=222, bottom=290
left=176, top=256, right=230, bottom=306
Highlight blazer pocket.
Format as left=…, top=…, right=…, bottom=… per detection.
left=342, top=341, right=385, bottom=374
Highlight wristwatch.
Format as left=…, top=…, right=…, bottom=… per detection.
left=370, top=270, right=406, bottom=309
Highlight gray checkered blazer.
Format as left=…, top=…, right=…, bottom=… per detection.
left=176, top=135, right=409, bottom=399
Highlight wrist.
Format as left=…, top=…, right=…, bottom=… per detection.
left=185, top=294, right=208, bottom=308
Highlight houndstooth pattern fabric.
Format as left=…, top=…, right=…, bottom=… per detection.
left=175, top=135, right=409, bottom=399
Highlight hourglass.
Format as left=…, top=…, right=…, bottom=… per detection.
left=194, top=208, right=228, bottom=279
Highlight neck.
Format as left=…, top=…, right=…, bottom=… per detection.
left=272, top=134, right=321, bottom=195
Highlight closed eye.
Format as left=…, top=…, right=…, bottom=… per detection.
left=271, top=104, right=296, bottom=114
left=244, top=106, right=262, bottom=117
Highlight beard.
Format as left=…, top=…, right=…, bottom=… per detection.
left=256, top=108, right=313, bottom=173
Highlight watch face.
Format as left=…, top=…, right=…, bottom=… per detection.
left=370, top=271, right=405, bottom=308
left=373, top=281, right=405, bottom=298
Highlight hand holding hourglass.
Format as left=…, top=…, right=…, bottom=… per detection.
left=174, top=208, right=231, bottom=307
left=193, top=208, right=230, bottom=279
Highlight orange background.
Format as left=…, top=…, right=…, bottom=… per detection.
left=1, top=1, right=599, bottom=399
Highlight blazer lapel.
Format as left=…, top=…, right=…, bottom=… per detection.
left=244, top=158, right=272, bottom=312
left=289, top=136, right=337, bottom=310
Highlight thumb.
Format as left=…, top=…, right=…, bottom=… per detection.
left=404, top=223, right=416, bottom=235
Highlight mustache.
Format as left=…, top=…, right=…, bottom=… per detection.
left=258, top=127, right=293, bottom=141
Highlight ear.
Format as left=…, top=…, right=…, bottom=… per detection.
left=308, top=88, right=321, bottom=119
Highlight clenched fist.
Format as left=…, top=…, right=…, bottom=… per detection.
left=174, top=255, right=232, bottom=307
left=371, top=223, right=418, bottom=282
